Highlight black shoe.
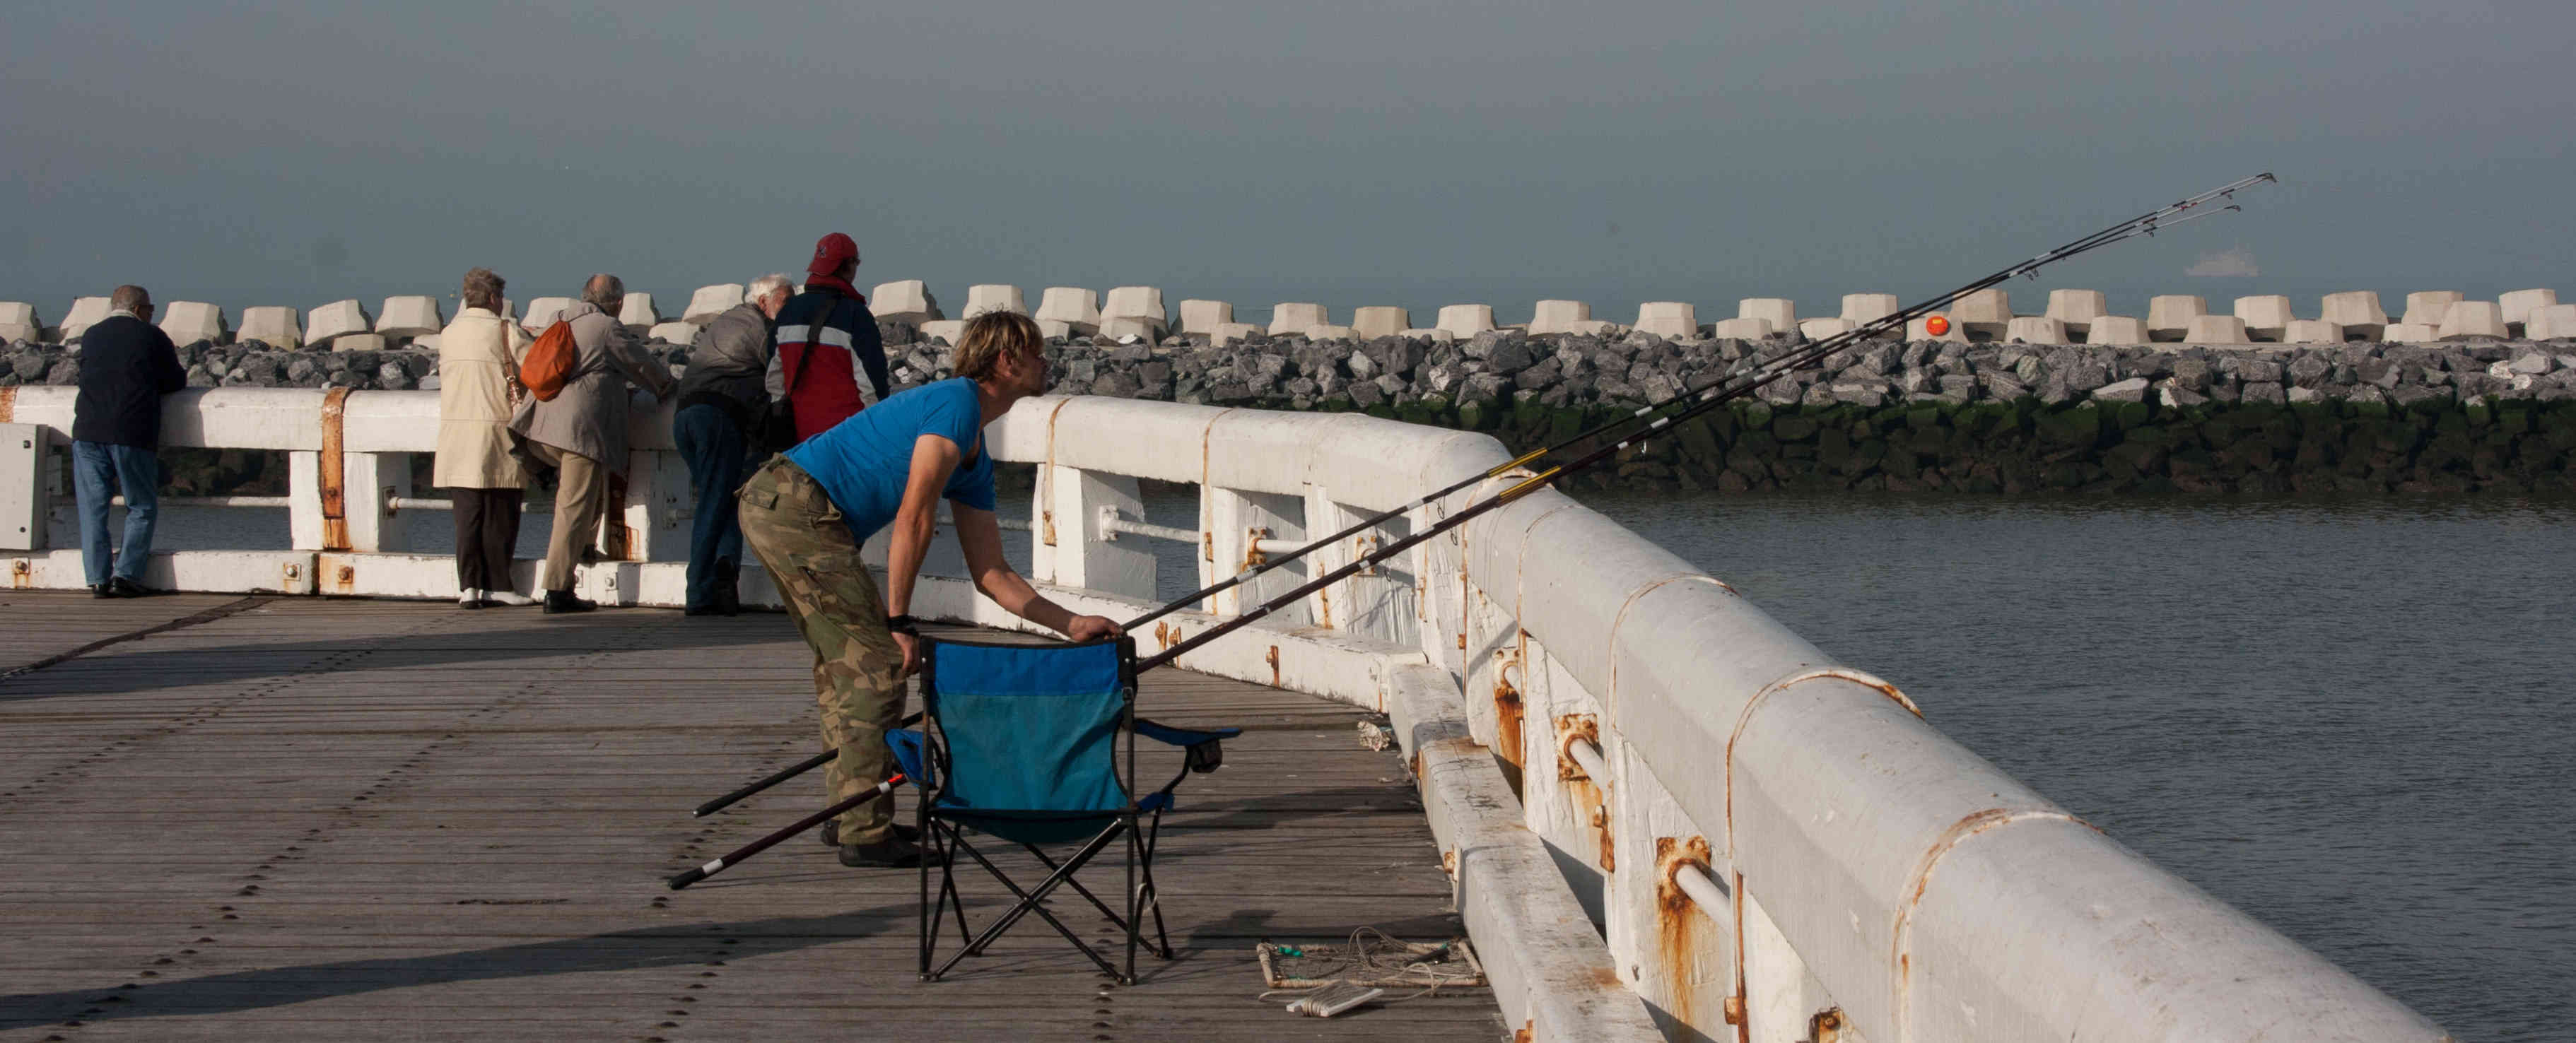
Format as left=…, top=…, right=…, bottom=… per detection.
left=839, top=834, right=942, bottom=868
left=820, top=820, right=918, bottom=847
left=461, top=599, right=487, bottom=610
left=109, top=577, right=164, bottom=598
left=543, top=590, right=597, bottom=614
left=91, top=583, right=115, bottom=599
left=713, top=560, right=742, bottom=616
left=684, top=604, right=720, bottom=617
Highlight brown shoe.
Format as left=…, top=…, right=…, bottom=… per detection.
left=839, top=834, right=942, bottom=868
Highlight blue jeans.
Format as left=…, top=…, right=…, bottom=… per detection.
left=673, top=404, right=752, bottom=609
left=72, top=441, right=161, bottom=587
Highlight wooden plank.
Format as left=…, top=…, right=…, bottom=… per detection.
left=0, top=592, right=1501, bottom=1040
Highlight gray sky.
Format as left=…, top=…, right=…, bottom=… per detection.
left=6, top=0, right=2569, bottom=326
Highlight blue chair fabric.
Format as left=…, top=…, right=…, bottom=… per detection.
left=915, top=634, right=1239, bottom=984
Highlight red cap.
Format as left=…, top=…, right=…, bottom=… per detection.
left=807, top=232, right=859, bottom=276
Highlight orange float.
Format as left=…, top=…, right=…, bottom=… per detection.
left=1925, top=314, right=1950, bottom=336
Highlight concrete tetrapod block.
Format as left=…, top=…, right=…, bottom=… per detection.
left=0, top=302, right=38, bottom=343
left=917, top=319, right=966, bottom=346
left=1100, top=286, right=1164, bottom=332
left=1798, top=317, right=1855, bottom=341
left=873, top=281, right=944, bottom=324
left=1267, top=302, right=1328, bottom=336
left=2320, top=291, right=2388, bottom=341
left=1840, top=293, right=1899, bottom=325
left=1210, top=322, right=1264, bottom=346
left=1177, top=299, right=1232, bottom=335
left=2183, top=315, right=2251, bottom=344
left=618, top=293, right=660, bottom=326
left=307, top=299, right=373, bottom=346
left=158, top=302, right=228, bottom=346
left=1737, top=297, right=1796, bottom=331
left=1528, top=300, right=1591, bottom=335
left=1351, top=306, right=1410, bottom=341
left=2004, top=316, right=2068, bottom=345
left=1904, top=316, right=1967, bottom=343
left=1633, top=302, right=1697, bottom=341
left=521, top=297, right=573, bottom=334
left=2146, top=295, right=2208, bottom=342
left=375, top=296, right=443, bottom=339
left=1036, top=288, right=1102, bottom=334
left=2045, top=289, right=2107, bottom=336
left=238, top=306, right=302, bottom=348
left=2437, top=300, right=2507, bottom=340
left=2232, top=295, right=2296, bottom=341
left=2401, top=290, right=2461, bottom=327
left=61, top=297, right=112, bottom=341
left=1707, top=317, right=1774, bottom=341
left=1099, top=317, right=1161, bottom=343
left=965, top=285, right=1029, bottom=319
left=684, top=284, right=744, bottom=323
left=1950, top=288, right=2011, bottom=338
left=2499, top=288, right=2560, bottom=334
left=646, top=321, right=701, bottom=346
left=2524, top=304, right=2576, bottom=341
left=2086, top=316, right=2150, bottom=346
left=2382, top=323, right=2439, bottom=343
left=1436, top=304, right=1497, bottom=338
left=1304, top=324, right=1358, bottom=341
left=2283, top=319, right=2345, bottom=345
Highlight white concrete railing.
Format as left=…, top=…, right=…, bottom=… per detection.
left=0, top=388, right=2449, bottom=1042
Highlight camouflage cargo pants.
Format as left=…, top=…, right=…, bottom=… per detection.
left=737, top=455, right=907, bottom=844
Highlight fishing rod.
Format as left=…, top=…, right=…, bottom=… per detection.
left=676, top=173, right=2276, bottom=818
left=687, top=710, right=923, bottom=818
left=1116, top=173, right=2276, bottom=635
left=1134, top=173, right=2276, bottom=673
left=669, top=772, right=907, bottom=889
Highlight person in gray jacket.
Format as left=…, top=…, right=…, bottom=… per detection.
left=509, top=273, right=677, bottom=613
left=672, top=273, right=793, bottom=615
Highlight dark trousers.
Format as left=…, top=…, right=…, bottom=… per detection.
left=450, top=487, right=524, bottom=593
left=71, top=441, right=160, bottom=587
left=673, top=403, right=752, bottom=610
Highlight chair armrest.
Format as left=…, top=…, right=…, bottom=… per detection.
left=1133, top=718, right=1242, bottom=774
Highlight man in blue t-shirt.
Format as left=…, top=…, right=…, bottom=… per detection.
left=737, top=311, right=1118, bottom=868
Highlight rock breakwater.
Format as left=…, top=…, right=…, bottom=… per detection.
left=9, top=325, right=2575, bottom=495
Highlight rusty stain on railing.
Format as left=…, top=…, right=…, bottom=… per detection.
left=1654, top=836, right=1716, bottom=1031
left=1888, top=806, right=2088, bottom=1032
left=1265, top=644, right=1280, bottom=688
left=9, top=558, right=30, bottom=589
left=1492, top=650, right=1525, bottom=770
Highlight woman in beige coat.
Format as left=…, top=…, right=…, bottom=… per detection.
left=435, top=268, right=536, bottom=608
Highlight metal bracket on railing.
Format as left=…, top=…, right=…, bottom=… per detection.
left=1557, top=715, right=1604, bottom=782
left=1241, top=526, right=1272, bottom=568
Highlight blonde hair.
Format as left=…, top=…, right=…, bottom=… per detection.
left=953, top=312, right=1043, bottom=382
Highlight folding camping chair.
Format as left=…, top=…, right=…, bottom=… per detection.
left=904, top=634, right=1239, bottom=984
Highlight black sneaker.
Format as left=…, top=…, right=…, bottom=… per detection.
left=109, top=577, right=165, bottom=598
left=91, top=583, right=116, bottom=599
left=839, top=834, right=943, bottom=868
left=543, top=590, right=597, bottom=614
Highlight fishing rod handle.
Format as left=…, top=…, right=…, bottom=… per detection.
left=666, top=773, right=906, bottom=890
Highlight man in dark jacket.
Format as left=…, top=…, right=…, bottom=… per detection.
left=71, top=285, right=187, bottom=598
left=763, top=232, right=887, bottom=444
left=672, top=273, right=793, bottom=615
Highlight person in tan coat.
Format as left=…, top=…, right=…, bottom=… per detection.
left=433, top=268, right=537, bottom=608
left=508, top=273, right=677, bottom=613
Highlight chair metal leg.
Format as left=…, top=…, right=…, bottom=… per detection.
left=932, top=824, right=1134, bottom=982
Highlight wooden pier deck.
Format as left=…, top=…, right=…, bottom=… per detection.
left=0, top=592, right=1501, bottom=1042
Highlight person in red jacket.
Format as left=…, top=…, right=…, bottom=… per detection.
left=763, top=232, right=887, bottom=445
